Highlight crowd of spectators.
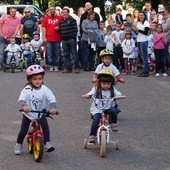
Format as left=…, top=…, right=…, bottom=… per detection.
left=0, top=1, right=169, bottom=76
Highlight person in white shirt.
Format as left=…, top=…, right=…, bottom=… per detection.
left=112, top=22, right=125, bottom=70
left=133, top=11, right=150, bottom=77
left=14, top=65, right=59, bottom=155
left=83, top=69, right=123, bottom=143
left=121, top=30, right=136, bottom=75
left=92, top=49, right=125, bottom=83
left=4, top=37, right=21, bottom=66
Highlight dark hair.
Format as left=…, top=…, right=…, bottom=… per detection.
left=106, top=25, right=112, bottom=31
left=87, top=11, right=95, bottom=20
left=63, top=8, right=70, bottom=13
left=96, top=75, right=115, bottom=98
left=138, top=10, right=147, bottom=24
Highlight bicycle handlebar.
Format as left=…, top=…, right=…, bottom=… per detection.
left=91, top=95, right=126, bottom=110
left=19, top=109, right=54, bottom=119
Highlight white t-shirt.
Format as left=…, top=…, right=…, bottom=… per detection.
left=136, top=20, right=149, bottom=42
left=88, top=86, right=122, bottom=115
left=112, top=30, right=124, bottom=46
left=18, top=84, right=57, bottom=121
left=121, top=38, right=135, bottom=58
left=5, top=44, right=21, bottom=57
left=95, top=63, right=120, bottom=77
left=30, top=39, right=43, bottom=52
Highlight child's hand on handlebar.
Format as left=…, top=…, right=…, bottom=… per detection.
left=117, top=78, right=125, bottom=83
left=50, top=108, right=59, bottom=115
left=82, top=94, right=91, bottom=99
left=22, top=106, right=30, bottom=113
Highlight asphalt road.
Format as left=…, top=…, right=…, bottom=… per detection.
left=0, top=69, right=169, bottom=170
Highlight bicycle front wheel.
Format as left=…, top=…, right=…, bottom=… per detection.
left=100, top=130, right=106, bottom=158
left=27, top=136, right=33, bottom=154
left=33, top=136, right=44, bottom=162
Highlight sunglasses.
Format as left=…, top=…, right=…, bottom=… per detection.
left=25, top=11, right=30, bottom=13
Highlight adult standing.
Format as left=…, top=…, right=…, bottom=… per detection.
left=42, top=6, right=63, bottom=72
left=0, top=7, right=21, bottom=69
left=134, top=11, right=150, bottom=77
left=80, top=2, right=100, bottom=36
left=20, top=8, right=39, bottom=40
left=143, top=1, right=155, bottom=23
left=59, top=8, right=80, bottom=73
left=162, top=6, right=170, bottom=74
left=81, top=11, right=98, bottom=71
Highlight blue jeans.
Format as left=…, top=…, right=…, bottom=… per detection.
left=0, top=36, right=6, bottom=66
left=90, top=106, right=118, bottom=136
left=137, top=41, right=149, bottom=73
left=62, top=39, right=79, bottom=70
left=81, top=40, right=95, bottom=70
left=164, top=42, right=170, bottom=69
left=46, top=41, right=60, bottom=67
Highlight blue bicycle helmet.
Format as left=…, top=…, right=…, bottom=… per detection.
left=33, top=31, right=40, bottom=36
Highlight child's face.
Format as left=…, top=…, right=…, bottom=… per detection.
left=10, top=38, right=15, bottom=44
left=34, top=35, right=40, bottom=41
left=23, top=38, right=29, bottom=43
left=150, top=23, right=156, bottom=31
left=102, top=56, right=112, bottom=66
left=99, top=22, right=105, bottom=29
left=156, top=25, right=163, bottom=33
left=125, top=34, right=131, bottom=39
left=107, top=29, right=112, bottom=35
left=101, top=82, right=112, bottom=90
left=30, top=74, right=43, bottom=88
left=116, top=24, right=121, bottom=31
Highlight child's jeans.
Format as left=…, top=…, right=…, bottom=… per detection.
left=90, top=106, right=118, bottom=136
left=17, top=114, right=50, bottom=144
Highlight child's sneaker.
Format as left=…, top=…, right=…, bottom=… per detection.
left=44, top=142, right=55, bottom=152
left=111, top=123, right=118, bottom=131
left=54, top=66, right=58, bottom=72
left=14, top=144, right=22, bottom=155
left=49, top=67, right=53, bottom=72
left=155, top=73, right=160, bottom=77
left=122, top=69, right=128, bottom=75
left=88, top=135, right=96, bottom=144
left=131, top=70, right=136, bottom=75
left=162, top=73, right=168, bottom=77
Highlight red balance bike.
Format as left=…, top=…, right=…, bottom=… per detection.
left=19, top=109, right=54, bottom=162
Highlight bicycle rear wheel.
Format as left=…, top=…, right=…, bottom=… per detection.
left=33, top=136, right=44, bottom=162
left=100, top=130, right=106, bottom=157
left=11, top=63, right=15, bottom=73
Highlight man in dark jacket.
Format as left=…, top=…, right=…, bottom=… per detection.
left=80, top=2, right=100, bottom=36
left=59, top=8, right=80, bottom=73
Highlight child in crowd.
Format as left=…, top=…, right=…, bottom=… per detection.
left=112, top=22, right=125, bottom=71
left=104, top=25, right=115, bottom=52
left=92, top=49, right=125, bottom=83
left=97, top=21, right=106, bottom=60
left=4, top=37, right=22, bottom=67
left=30, top=31, right=43, bottom=64
left=153, top=24, right=168, bottom=77
left=20, top=34, right=33, bottom=66
left=83, top=69, right=122, bottom=143
left=14, top=65, right=59, bottom=155
left=121, top=30, right=136, bottom=75
left=147, top=23, right=157, bottom=73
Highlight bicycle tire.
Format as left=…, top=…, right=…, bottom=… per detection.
left=100, top=130, right=106, bottom=157
left=33, top=136, right=44, bottom=162
left=27, top=136, right=33, bottom=154
left=11, top=63, right=15, bottom=73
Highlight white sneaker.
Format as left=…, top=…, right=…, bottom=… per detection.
left=14, top=144, right=22, bottom=155
left=54, top=67, right=58, bottom=72
left=44, top=142, right=55, bottom=152
left=162, top=73, right=168, bottom=77
left=49, top=67, right=53, bottom=72
left=155, top=73, right=160, bottom=77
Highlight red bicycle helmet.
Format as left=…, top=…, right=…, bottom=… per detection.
left=26, top=65, right=45, bottom=80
